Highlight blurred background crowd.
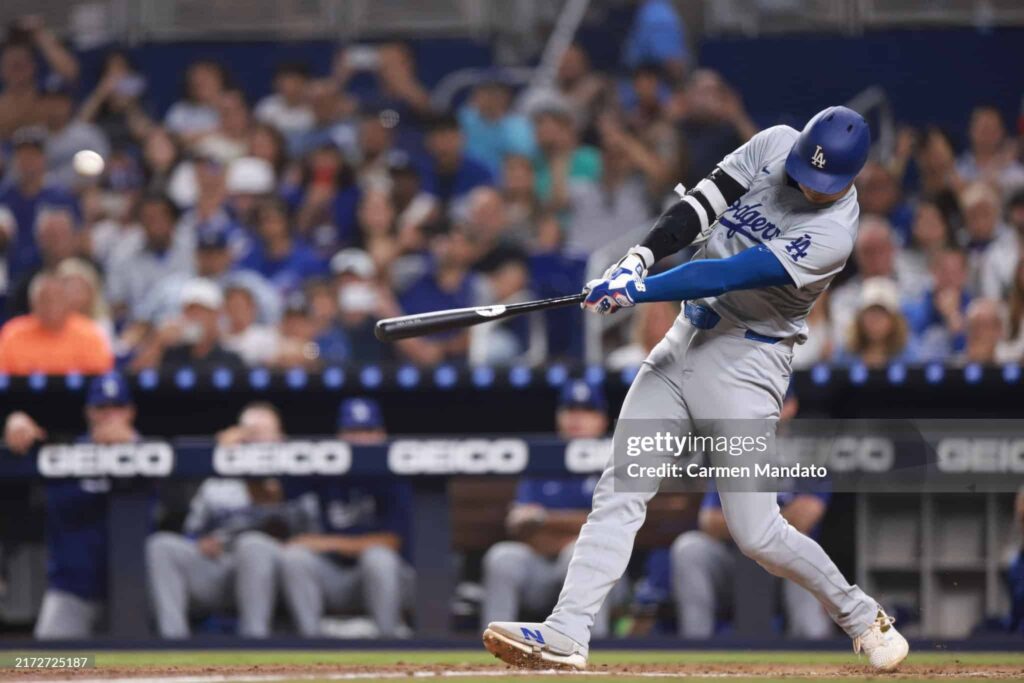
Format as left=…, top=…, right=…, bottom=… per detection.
left=2, top=1, right=1024, bottom=375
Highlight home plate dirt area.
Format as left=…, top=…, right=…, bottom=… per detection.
left=0, top=650, right=1021, bottom=682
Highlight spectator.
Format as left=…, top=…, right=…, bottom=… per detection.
left=331, top=248, right=390, bottom=362
left=248, top=122, right=288, bottom=173
left=0, top=126, right=78, bottom=279
left=3, top=372, right=137, bottom=638
left=828, top=217, right=907, bottom=352
left=480, top=380, right=621, bottom=637
left=898, top=200, right=956, bottom=296
left=141, top=127, right=184, bottom=194
left=531, top=101, right=600, bottom=206
left=622, top=0, right=690, bottom=82
left=146, top=402, right=317, bottom=638
left=392, top=221, right=480, bottom=365
left=106, top=193, right=194, bottom=322
left=955, top=106, right=1024, bottom=194
left=961, top=181, right=1013, bottom=295
left=254, top=63, right=314, bottom=140
left=201, top=88, right=252, bottom=162
left=904, top=249, right=971, bottom=361
left=279, top=397, right=414, bottom=638
left=76, top=51, right=152, bottom=153
left=387, top=151, right=438, bottom=251
left=564, top=114, right=660, bottom=254
left=356, top=188, right=400, bottom=272
left=0, top=272, right=113, bottom=375
left=856, top=161, right=914, bottom=245
left=0, top=17, right=80, bottom=140
left=671, top=396, right=833, bottom=639
left=56, top=257, right=113, bottom=343
left=501, top=154, right=542, bottom=245
left=241, top=198, right=325, bottom=293
left=225, top=156, right=276, bottom=232
left=837, top=277, right=914, bottom=368
left=458, top=77, right=536, bottom=178
left=302, top=277, right=351, bottom=366
left=423, top=113, right=494, bottom=208
left=6, top=206, right=78, bottom=317
left=222, top=282, right=280, bottom=366
left=292, top=144, right=361, bottom=251
left=913, top=127, right=964, bottom=219
left=289, top=79, right=357, bottom=158
left=959, top=298, right=1013, bottom=364
left=554, top=43, right=608, bottom=130
left=334, top=43, right=432, bottom=121
left=979, top=189, right=1024, bottom=301
left=353, top=108, right=399, bottom=188
left=136, top=278, right=244, bottom=372
left=672, top=69, right=757, bottom=188
left=164, top=60, right=228, bottom=142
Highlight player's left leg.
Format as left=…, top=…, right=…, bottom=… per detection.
left=234, top=530, right=284, bottom=637
left=356, top=545, right=408, bottom=637
left=34, top=589, right=102, bottom=639
left=682, top=330, right=907, bottom=670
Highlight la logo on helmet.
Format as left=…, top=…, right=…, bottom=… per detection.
left=811, top=145, right=826, bottom=169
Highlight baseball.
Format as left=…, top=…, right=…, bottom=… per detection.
left=73, top=150, right=105, bottom=177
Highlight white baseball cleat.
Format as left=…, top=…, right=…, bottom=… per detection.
left=482, top=621, right=588, bottom=671
left=853, top=609, right=909, bottom=671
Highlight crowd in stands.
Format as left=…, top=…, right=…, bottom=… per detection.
left=1, top=5, right=1024, bottom=374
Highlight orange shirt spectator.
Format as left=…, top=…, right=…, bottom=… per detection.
left=0, top=273, right=113, bottom=375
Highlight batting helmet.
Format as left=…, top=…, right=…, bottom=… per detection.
left=785, top=106, right=870, bottom=195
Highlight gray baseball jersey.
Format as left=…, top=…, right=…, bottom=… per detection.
left=692, top=125, right=860, bottom=342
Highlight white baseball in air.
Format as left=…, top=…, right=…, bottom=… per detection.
left=73, top=150, right=105, bottom=177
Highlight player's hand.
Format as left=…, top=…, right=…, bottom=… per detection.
left=196, top=535, right=224, bottom=559
left=3, top=412, right=46, bottom=455
left=582, top=250, right=648, bottom=315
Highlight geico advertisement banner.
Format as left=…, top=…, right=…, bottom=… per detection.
left=213, top=441, right=352, bottom=476
left=38, top=442, right=175, bottom=477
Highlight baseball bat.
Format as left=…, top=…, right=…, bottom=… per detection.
left=375, top=293, right=586, bottom=342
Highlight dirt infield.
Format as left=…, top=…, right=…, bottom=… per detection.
left=4, top=661, right=1024, bottom=682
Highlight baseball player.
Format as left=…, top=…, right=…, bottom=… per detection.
left=145, top=402, right=318, bottom=638
left=2, top=371, right=145, bottom=639
left=279, top=398, right=414, bottom=637
left=483, top=106, right=909, bottom=671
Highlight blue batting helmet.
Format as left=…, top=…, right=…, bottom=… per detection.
left=785, top=106, right=870, bottom=195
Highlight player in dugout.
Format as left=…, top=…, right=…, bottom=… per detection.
left=276, top=398, right=415, bottom=638
left=480, top=380, right=625, bottom=637
left=3, top=371, right=142, bottom=638
left=145, top=402, right=319, bottom=638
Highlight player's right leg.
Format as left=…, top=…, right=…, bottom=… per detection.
left=145, top=531, right=231, bottom=638
left=484, top=319, right=693, bottom=670
left=233, top=530, right=284, bottom=637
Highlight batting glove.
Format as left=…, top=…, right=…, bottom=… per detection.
left=581, top=247, right=651, bottom=315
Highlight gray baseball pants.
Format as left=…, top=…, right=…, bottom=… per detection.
left=145, top=530, right=283, bottom=638
left=279, top=544, right=413, bottom=637
left=671, top=529, right=834, bottom=638
left=545, top=314, right=877, bottom=646
left=35, top=589, right=102, bottom=639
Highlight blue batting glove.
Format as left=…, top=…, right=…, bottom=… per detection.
left=581, top=248, right=650, bottom=315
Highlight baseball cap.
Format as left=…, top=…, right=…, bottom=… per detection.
left=226, top=157, right=275, bottom=195
left=558, top=380, right=607, bottom=412
left=337, top=397, right=384, bottom=431
left=330, top=248, right=376, bottom=279
left=87, top=372, right=133, bottom=407
left=859, top=277, right=901, bottom=314
left=179, top=278, right=224, bottom=310
left=11, top=125, right=47, bottom=150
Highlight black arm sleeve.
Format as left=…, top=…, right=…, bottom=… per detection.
left=639, top=167, right=748, bottom=263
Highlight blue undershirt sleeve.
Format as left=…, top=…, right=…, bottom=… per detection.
left=631, top=244, right=795, bottom=303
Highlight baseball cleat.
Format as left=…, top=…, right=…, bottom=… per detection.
left=482, top=621, right=588, bottom=671
left=852, top=608, right=909, bottom=671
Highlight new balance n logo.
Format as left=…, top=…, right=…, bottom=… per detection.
left=520, top=627, right=546, bottom=644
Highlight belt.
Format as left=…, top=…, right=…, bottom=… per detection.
left=683, top=302, right=784, bottom=345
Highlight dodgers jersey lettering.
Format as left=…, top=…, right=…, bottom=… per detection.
left=692, top=125, right=860, bottom=341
